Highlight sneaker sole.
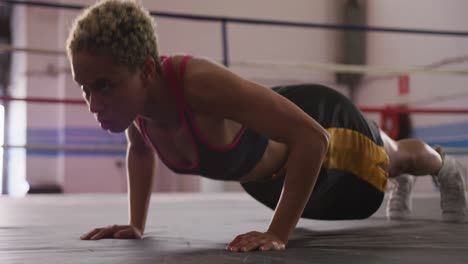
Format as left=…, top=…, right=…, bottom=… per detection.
left=442, top=211, right=467, bottom=223
left=386, top=210, right=411, bottom=220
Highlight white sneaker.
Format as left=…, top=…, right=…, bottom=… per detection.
left=386, top=174, right=415, bottom=220
left=433, top=146, right=468, bottom=222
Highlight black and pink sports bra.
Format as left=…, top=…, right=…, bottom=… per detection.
left=137, top=55, right=268, bottom=181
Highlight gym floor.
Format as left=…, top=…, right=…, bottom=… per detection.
left=1, top=193, right=466, bottom=264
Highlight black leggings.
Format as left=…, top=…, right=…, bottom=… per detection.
left=241, top=84, right=386, bottom=220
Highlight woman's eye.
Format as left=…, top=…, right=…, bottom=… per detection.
left=95, top=80, right=112, bottom=93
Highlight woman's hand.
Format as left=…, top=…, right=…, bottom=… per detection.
left=226, top=231, right=286, bottom=252
left=80, top=225, right=142, bottom=240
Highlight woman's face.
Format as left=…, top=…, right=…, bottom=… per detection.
left=71, top=52, right=148, bottom=133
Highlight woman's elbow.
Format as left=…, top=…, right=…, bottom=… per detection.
left=321, top=129, right=331, bottom=148
left=305, top=128, right=330, bottom=155
left=317, top=129, right=330, bottom=154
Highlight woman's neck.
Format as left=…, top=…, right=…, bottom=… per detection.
left=140, top=74, right=180, bottom=125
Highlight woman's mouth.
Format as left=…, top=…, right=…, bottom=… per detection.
left=98, top=119, right=112, bottom=129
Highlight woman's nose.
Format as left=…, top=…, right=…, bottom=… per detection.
left=88, top=92, right=105, bottom=114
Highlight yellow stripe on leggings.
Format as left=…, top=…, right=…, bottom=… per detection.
left=323, top=128, right=389, bottom=192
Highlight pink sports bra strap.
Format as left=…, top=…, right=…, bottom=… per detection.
left=162, top=55, right=192, bottom=112
left=136, top=116, right=151, bottom=146
left=179, top=55, right=192, bottom=81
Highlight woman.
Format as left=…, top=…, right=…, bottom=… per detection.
left=67, top=0, right=467, bottom=252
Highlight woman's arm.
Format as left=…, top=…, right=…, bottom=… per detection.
left=126, top=122, right=156, bottom=234
left=266, top=133, right=328, bottom=242
left=79, top=123, right=155, bottom=240
left=183, top=57, right=330, bottom=251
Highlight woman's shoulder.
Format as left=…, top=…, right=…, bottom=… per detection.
left=160, top=53, right=194, bottom=64
left=163, top=54, right=222, bottom=69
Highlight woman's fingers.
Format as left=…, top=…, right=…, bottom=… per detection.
left=240, top=239, right=268, bottom=252
left=89, top=227, right=113, bottom=240
left=81, top=225, right=141, bottom=240
left=84, top=225, right=116, bottom=240
left=259, top=241, right=285, bottom=251
left=228, top=232, right=255, bottom=247
left=227, top=232, right=258, bottom=251
left=227, top=231, right=286, bottom=252
left=259, top=242, right=273, bottom=251
left=80, top=228, right=102, bottom=240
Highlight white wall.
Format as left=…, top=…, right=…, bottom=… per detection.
left=25, top=7, right=65, bottom=189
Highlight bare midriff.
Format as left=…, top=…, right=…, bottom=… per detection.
left=238, top=139, right=289, bottom=183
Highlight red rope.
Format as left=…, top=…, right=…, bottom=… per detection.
left=360, top=106, right=468, bottom=114
left=0, top=96, right=85, bottom=105
left=1, top=96, right=468, bottom=114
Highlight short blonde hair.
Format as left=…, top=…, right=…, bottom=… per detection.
left=66, top=0, right=161, bottom=72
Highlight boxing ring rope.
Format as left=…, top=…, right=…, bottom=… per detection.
left=0, top=95, right=466, bottom=154
left=2, top=93, right=467, bottom=114
left=3, top=144, right=126, bottom=152
left=2, top=44, right=468, bottom=77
